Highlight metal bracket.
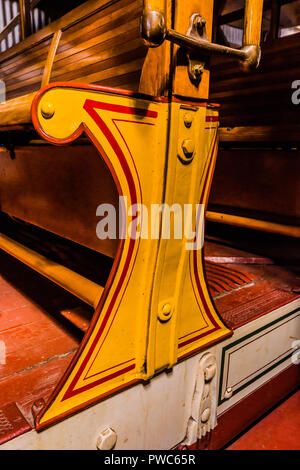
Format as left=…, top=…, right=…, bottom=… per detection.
left=141, top=9, right=261, bottom=78
left=185, top=14, right=209, bottom=87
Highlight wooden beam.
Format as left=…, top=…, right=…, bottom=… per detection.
left=243, top=0, right=264, bottom=46
left=139, top=0, right=172, bottom=97
left=218, top=125, right=300, bottom=143
left=268, top=0, right=281, bottom=40
left=219, top=0, right=292, bottom=26
left=19, top=0, right=32, bottom=40
left=172, top=0, right=214, bottom=100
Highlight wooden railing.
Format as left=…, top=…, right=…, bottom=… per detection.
left=0, top=0, right=47, bottom=52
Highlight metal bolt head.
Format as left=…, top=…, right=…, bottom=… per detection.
left=184, top=112, right=193, bottom=128
left=162, top=303, right=171, bottom=316
left=182, top=139, right=195, bottom=159
left=158, top=303, right=173, bottom=322
left=41, top=102, right=55, bottom=119
left=96, top=427, right=117, bottom=450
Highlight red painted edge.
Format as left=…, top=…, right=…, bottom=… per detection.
left=30, top=82, right=217, bottom=130
left=30, top=81, right=222, bottom=430
left=0, top=402, right=31, bottom=446
left=33, top=97, right=148, bottom=429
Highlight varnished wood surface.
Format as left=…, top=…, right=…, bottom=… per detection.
left=41, top=30, right=62, bottom=87
left=0, top=92, right=35, bottom=125
left=210, top=33, right=300, bottom=128
left=243, top=0, right=264, bottom=46
left=0, top=0, right=146, bottom=101
left=51, top=0, right=145, bottom=90
left=0, top=144, right=119, bottom=258
left=172, top=0, right=214, bottom=100
left=209, top=148, right=300, bottom=226
left=139, top=0, right=172, bottom=97
left=0, top=0, right=216, bottom=104
left=218, top=125, right=300, bottom=143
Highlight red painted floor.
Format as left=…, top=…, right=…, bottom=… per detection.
left=226, top=390, right=300, bottom=450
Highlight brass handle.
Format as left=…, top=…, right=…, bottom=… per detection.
left=141, top=0, right=264, bottom=71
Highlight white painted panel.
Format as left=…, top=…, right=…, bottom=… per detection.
left=1, top=348, right=216, bottom=450
left=217, top=299, right=300, bottom=415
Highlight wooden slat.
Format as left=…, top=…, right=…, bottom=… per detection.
left=0, top=0, right=125, bottom=64
left=209, top=148, right=300, bottom=225
left=0, top=35, right=50, bottom=101
left=0, top=0, right=146, bottom=101
left=206, top=211, right=300, bottom=238
left=210, top=33, right=300, bottom=127
left=51, top=0, right=144, bottom=90
left=219, top=125, right=300, bottom=143
left=41, top=30, right=62, bottom=87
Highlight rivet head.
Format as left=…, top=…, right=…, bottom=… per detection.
left=224, top=387, right=233, bottom=399
left=182, top=139, right=195, bottom=159
left=184, top=112, right=193, bottom=128
left=201, top=407, right=211, bottom=423
left=162, top=303, right=171, bottom=316
left=41, top=102, right=55, bottom=119
left=158, top=303, right=173, bottom=322
left=96, top=427, right=117, bottom=450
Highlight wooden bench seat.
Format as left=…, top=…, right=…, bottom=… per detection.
left=0, top=0, right=146, bottom=130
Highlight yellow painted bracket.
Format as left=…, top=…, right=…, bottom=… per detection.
left=31, top=83, right=231, bottom=429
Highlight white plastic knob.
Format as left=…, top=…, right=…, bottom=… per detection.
left=96, top=427, right=117, bottom=450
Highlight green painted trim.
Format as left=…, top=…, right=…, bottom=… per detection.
left=218, top=307, right=300, bottom=405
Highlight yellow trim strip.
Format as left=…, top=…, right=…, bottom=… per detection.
left=206, top=211, right=300, bottom=238
left=0, top=233, right=103, bottom=308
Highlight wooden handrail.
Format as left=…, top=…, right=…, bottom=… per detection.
left=206, top=211, right=300, bottom=238
left=0, top=15, right=19, bottom=44
left=41, top=30, right=62, bottom=87
left=0, top=0, right=42, bottom=48
left=243, top=0, right=264, bottom=47
left=0, top=232, right=104, bottom=308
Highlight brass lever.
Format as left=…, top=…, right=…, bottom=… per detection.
left=141, top=0, right=263, bottom=72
